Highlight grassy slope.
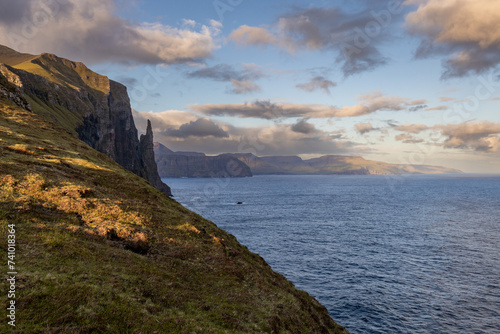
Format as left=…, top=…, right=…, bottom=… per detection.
left=0, top=45, right=37, bottom=66
left=0, top=48, right=112, bottom=136
left=0, top=98, right=347, bottom=333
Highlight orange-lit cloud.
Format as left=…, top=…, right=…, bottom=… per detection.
left=355, top=123, right=379, bottom=134
left=393, top=123, right=429, bottom=134
left=437, top=121, right=500, bottom=152
left=0, top=0, right=221, bottom=65
left=190, top=92, right=427, bottom=119
left=405, top=0, right=500, bottom=77
left=395, top=134, right=424, bottom=144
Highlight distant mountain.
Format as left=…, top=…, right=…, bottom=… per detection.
left=228, top=153, right=463, bottom=175
left=154, top=142, right=252, bottom=178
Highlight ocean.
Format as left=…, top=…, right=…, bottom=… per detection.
left=163, top=174, right=500, bottom=334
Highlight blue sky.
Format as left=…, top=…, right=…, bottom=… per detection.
left=1, top=0, right=500, bottom=172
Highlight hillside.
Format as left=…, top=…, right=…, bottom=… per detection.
left=154, top=142, right=252, bottom=178
left=0, top=44, right=171, bottom=196
left=0, top=76, right=347, bottom=332
left=229, top=153, right=462, bottom=175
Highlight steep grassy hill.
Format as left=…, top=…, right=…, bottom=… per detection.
left=0, top=85, right=347, bottom=332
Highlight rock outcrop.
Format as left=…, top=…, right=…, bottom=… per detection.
left=140, top=121, right=172, bottom=195
left=0, top=65, right=32, bottom=111
left=0, top=45, right=171, bottom=196
left=154, top=142, right=252, bottom=178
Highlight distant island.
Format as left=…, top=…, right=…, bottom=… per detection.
left=154, top=142, right=252, bottom=178
left=154, top=142, right=462, bottom=178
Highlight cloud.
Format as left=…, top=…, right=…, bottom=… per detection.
left=229, top=5, right=400, bottom=76
left=0, top=0, right=221, bottom=65
left=229, top=79, right=261, bottom=94
left=440, top=96, right=456, bottom=102
left=187, top=63, right=264, bottom=82
left=132, top=109, right=198, bottom=134
left=393, top=123, right=429, bottom=134
left=0, top=0, right=35, bottom=24
left=229, top=25, right=281, bottom=47
left=189, top=100, right=336, bottom=119
left=296, top=76, right=337, bottom=95
left=117, top=76, right=139, bottom=87
left=390, top=121, right=500, bottom=151
left=186, top=63, right=264, bottom=94
left=132, top=110, right=354, bottom=156
left=425, top=105, right=448, bottom=111
left=405, top=0, right=500, bottom=78
left=355, top=122, right=378, bottom=134
left=291, top=118, right=318, bottom=134
left=190, top=92, right=428, bottom=120
left=336, top=91, right=427, bottom=117
left=231, top=124, right=353, bottom=156
left=437, top=121, right=500, bottom=152
left=408, top=104, right=428, bottom=112
left=395, top=134, right=424, bottom=144
left=164, top=118, right=229, bottom=138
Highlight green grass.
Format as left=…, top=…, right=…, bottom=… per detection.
left=0, top=99, right=348, bottom=333
left=14, top=54, right=110, bottom=95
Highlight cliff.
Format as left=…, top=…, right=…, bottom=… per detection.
left=0, top=76, right=347, bottom=333
left=229, top=153, right=463, bottom=175
left=140, top=121, right=172, bottom=194
left=154, top=142, right=252, bottom=178
left=0, top=45, right=171, bottom=196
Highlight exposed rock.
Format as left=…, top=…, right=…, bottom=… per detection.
left=0, top=66, right=32, bottom=111
left=140, top=121, right=172, bottom=195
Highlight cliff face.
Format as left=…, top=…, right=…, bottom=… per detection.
left=0, top=67, right=31, bottom=111
left=0, top=45, right=171, bottom=196
left=154, top=142, right=252, bottom=178
left=140, top=121, right=172, bottom=194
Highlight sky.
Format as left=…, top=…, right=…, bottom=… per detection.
left=1, top=0, right=500, bottom=173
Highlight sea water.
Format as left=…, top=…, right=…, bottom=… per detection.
left=163, top=175, right=500, bottom=333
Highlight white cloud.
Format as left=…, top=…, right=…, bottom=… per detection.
left=0, top=0, right=221, bottom=65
